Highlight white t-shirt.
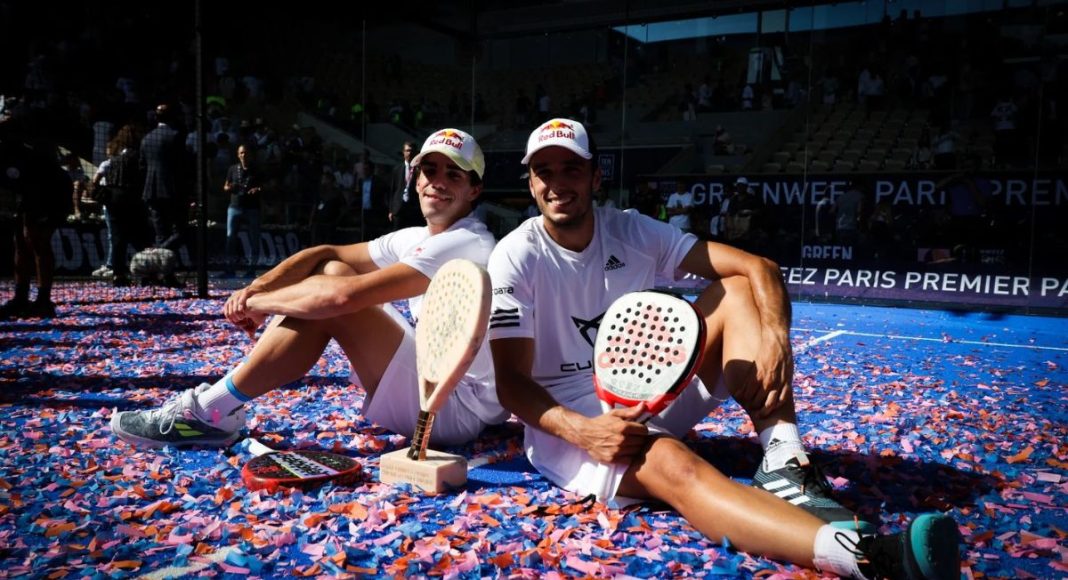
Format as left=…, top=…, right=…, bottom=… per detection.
left=666, top=191, right=693, bottom=230
left=488, top=208, right=698, bottom=404
left=368, top=215, right=498, bottom=394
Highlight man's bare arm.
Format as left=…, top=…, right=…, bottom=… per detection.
left=491, top=337, right=648, bottom=463
left=244, top=262, right=429, bottom=320
left=679, top=240, right=793, bottom=417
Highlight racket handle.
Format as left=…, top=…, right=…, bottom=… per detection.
left=407, top=410, right=437, bottom=461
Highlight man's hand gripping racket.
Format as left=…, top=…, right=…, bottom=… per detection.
left=407, top=258, right=491, bottom=460
left=590, top=291, right=706, bottom=498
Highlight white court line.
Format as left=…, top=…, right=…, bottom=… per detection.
left=794, top=330, right=847, bottom=354
left=793, top=327, right=1068, bottom=353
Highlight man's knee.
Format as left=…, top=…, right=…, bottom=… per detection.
left=635, top=437, right=704, bottom=494
left=320, top=260, right=356, bottom=276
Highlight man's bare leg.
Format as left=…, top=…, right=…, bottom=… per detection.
left=618, top=436, right=823, bottom=565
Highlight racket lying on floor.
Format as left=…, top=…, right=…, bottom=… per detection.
left=590, top=291, right=707, bottom=498
left=241, top=439, right=365, bottom=492
left=408, top=258, right=492, bottom=460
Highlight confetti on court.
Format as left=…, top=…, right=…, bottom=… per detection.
left=1, top=286, right=1065, bottom=577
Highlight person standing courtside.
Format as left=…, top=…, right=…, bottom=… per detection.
left=140, top=104, right=188, bottom=254
left=222, top=144, right=263, bottom=277
left=389, top=141, right=420, bottom=230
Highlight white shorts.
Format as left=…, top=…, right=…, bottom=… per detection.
left=353, top=304, right=495, bottom=446
left=525, top=375, right=730, bottom=508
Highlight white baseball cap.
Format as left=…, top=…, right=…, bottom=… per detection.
left=521, top=118, right=593, bottom=164
left=411, top=128, right=485, bottom=178
left=735, top=176, right=749, bottom=185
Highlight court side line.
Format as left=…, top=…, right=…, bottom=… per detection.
left=793, top=327, right=1068, bottom=352
left=794, top=330, right=847, bottom=354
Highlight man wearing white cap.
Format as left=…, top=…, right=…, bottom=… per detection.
left=112, top=128, right=509, bottom=448
left=486, top=118, right=960, bottom=579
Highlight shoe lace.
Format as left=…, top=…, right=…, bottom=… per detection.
left=786, top=457, right=834, bottom=497
left=151, top=394, right=189, bottom=436
left=837, top=531, right=899, bottom=580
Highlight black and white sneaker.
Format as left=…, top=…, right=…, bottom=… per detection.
left=752, top=451, right=876, bottom=533
left=110, top=384, right=246, bottom=448
left=850, top=513, right=961, bottom=579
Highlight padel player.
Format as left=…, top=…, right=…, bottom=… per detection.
left=486, top=119, right=960, bottom=579
left=111, top=128, right=508, bottom=449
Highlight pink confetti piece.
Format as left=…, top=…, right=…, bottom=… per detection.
left=1036, top=472, right=1062, bottom=483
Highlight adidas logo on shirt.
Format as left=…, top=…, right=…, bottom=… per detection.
left=604, top=255, right=626, bottom=271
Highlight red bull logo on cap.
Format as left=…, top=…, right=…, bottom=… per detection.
left=537, top=120, right=576, bottom=143
left=428, top=129, right=464, bottom=150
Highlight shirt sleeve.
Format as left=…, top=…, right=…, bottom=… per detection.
left=627, top=210, right=698, bottom=281
left=367, top=229, right=403, bottom=269
left=487, top=236, right=535, bottom=340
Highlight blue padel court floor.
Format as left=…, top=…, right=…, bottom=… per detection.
left=1, top=284, right=1065, bottom=578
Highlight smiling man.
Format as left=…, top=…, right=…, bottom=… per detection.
left=111, top=128, right=509, bottom=449
left=485, top=119, right=960, bottom=579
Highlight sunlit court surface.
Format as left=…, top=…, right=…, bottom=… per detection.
left=1, top=282, right=1063, bottom=578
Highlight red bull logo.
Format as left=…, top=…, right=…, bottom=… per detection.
left=537, top=120, right=576, bottom=143
left=428, top=129, right=464, bottom=150
left=426, top=129, right=465, bottom=151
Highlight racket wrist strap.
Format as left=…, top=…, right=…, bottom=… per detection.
left=407, top=410, right=437, bottom=461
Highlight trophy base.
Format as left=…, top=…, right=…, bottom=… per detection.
left=379, top=448, right=467, bottom=493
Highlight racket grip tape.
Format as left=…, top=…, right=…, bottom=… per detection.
left=407, top=410, right=437, bottom=460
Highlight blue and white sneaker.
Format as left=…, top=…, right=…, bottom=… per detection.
left=854, top=513, right=961, bottom=579
left=110, top=384, right=245, bottom=448
left=752, top=450, right=876, bottom=533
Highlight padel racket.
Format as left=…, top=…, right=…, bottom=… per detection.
left=593, top=291, right=706, bottom=417
left=408, top=259, right=492, bottom=460
left=241, top=439, right=365, bottom=492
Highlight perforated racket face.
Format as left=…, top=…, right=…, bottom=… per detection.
left=415, top=259, right=491, bottom=412
left=593, top=291, right=705, bottom=414
left=241, top=450, right=363, bottom=492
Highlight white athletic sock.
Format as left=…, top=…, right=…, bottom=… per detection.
left=759, top=422, right=805, bottom=470
left=195, top=372, right=252, bottom=424
left=812, top=524, right=866, bottom=579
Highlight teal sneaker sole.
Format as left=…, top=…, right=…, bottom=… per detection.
left=905, top=513, right=961, bottom=579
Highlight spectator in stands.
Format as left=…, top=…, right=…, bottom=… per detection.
left=740, top=83, right=755, bottom=111
left=908, top=125, right=934, bottom=169
left=819, top=70, right=839, bottom=106
left=990, top=94, right=1019, bottom=168
left=630, top=181, right=661, bottom=219
left=835, top=180, right=865, bottom=246
left=223, top=144, right=264, bottom=278
left=0, top=105, right=72, bottom=319
left=309, top=170, right=343, bottom=245
left=666, top=179, right=694, bottom=233
left=140, top=103, right=188, bottom=253
left=726, top=177, right=762, bottom=244
left=713, top=125, right=735, bottom=156
left=697, top=76, right=713, bottom=112
left=514, top=89, right=532, bottom=127
left=679, top=84, right=697, bottom=121
left=537, top=85, right=552, bottom=121
left=931, top=124, right=960, bottom=170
